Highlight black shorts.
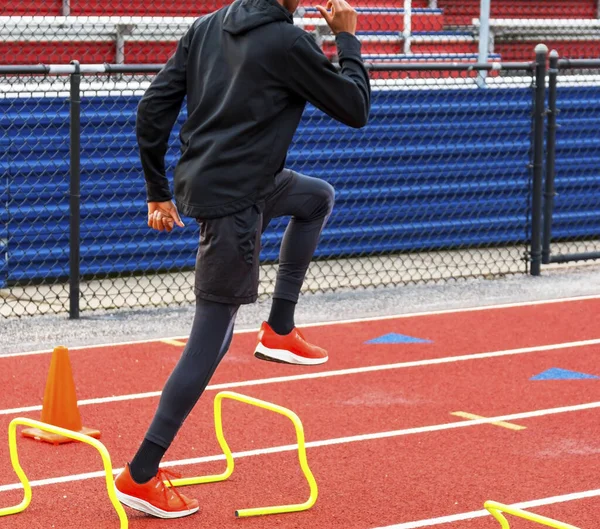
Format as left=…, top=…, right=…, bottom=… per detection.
left=194, top=170, right=295, bottom=305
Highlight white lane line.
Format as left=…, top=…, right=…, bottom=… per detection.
left=2, top=334, right=191, bottom=358
left=370, top=488, right=600, bottom=528
left=2, top=337, right=599, bottom=416
left=0, top=400, right=598, bottom=493
left=4, top=294, right=600, bottom=358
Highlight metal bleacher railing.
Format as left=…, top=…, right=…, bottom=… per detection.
left=2, top=58, right=549, bottom=318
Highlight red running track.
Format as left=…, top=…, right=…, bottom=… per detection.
left=1, top=297, right=599, bottom=528
left=4, top=297, right=600, bottom=409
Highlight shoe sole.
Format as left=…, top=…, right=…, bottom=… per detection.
left=254, top=342, right=328, bottom=366
left=116, top=490, right=199, bottom=519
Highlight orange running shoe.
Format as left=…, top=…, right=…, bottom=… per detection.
left=115, top=464, right=199, bottom=519
left=254, top=322, right=328, bottom=365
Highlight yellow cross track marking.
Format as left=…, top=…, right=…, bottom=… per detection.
left=161, top=339, right=187, bottom=347
left=451, top=411, right=527, bottom=431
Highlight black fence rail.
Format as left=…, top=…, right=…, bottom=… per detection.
left=0, top=51, right=572, bottom=318
left=542, top=55, right=600, bottom=265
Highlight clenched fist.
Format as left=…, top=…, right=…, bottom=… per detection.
left=147, top=200, right=185, bottom=232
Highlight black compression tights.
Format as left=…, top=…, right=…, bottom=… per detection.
left=129, top=174, right=334, bottom=483
left=145, top=299, right=238, bottom=450
left=129, top=299, right=237, bottom=483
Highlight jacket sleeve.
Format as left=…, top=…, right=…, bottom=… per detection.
left=136, top=26, right=193, bottom=202
left=286, top=31, right=371, bottom=128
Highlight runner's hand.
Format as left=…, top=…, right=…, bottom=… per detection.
left=147, top=201, right=185, bottom=232
left=315, top=0, right=357, bottom=36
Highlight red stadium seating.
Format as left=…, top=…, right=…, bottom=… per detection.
left=127, top=42, right=176, bottom=63
left=497, top=40, right=600, bottom=61
left=0, top=0, right=60, bottom=16
left=0, top=41, right=112, bottom=64
left=438, top=0, right=597, bottom=27
left=0, top=0, right=228, bottom=16
left=301, top=9, right=445, bottom=33
left=0, top=0, right=429, bottom=15
left=322, top=34, right=477, bottom=57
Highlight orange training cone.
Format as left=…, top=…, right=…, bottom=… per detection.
left=22, top=345, right=101, bottom=445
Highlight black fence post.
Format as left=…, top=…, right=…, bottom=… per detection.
left=542, top=50, right=559, bottom=265
left=69, top=61, right=81, bottom=319
left=530, top=44, right=548, bottom=276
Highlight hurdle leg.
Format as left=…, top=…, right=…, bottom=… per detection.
left=484, top=500, right=580, bottom=529
left=168, top=391, right=235, bottom=486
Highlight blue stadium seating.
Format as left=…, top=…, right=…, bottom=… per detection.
left=552, top=86, right=600, bottom=246
left=1, top=85, right=599, bottom=287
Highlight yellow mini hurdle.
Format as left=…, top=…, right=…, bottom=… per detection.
left=0, top=417, right=128, bottom=528
left=170, top=390, right=319, bottom=517
left=485, top=500, right=580, bottom=529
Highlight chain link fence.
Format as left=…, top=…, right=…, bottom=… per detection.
left=542, top=56, right=600, bottom=265
left=0, top=71, right=71, bottom=316
left=2, top=60, right=544, bottom=318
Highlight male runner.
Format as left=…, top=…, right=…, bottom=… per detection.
left=115, top=0, right=370, bottom=518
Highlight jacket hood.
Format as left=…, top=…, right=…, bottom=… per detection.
left=223, top=0, right=293, bottom=35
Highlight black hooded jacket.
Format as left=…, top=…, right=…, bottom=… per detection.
left=137, top=0, right=371, bottom=219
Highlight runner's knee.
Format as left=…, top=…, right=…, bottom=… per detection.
left=311, top=180, right=335, bottom=220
